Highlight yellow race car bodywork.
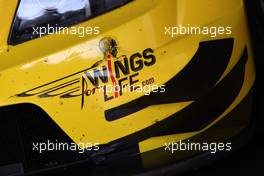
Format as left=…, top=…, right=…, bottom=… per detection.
left=0, top=0, right=256, bottom=174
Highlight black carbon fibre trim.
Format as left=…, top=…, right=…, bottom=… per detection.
left=0, top=104, right=87, bottom=174
left=105, top=38, right=234, bottom=121
left=138, top=88, right=254, bottom=174
left=87, top=88, right=254, bottom=175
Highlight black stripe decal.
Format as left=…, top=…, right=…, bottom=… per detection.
left=105, top=38, right=234, bottom=121
left=97, top=47, right=248, bottom=153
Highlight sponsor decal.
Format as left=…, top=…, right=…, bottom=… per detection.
left=16, top=37, right=157, bottom=109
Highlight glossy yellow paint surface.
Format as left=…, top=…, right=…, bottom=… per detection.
left=0, top=0, right=255, bottom=152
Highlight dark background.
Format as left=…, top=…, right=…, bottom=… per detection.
left=189, top=0, right=264, bottom=175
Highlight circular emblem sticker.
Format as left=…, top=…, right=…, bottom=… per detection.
left=99, top=37, right=118, bottom=57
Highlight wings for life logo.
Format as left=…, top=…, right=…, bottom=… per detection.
left=81, top=37, right=157, bottom=109
left=16, top=37, right=158, bottom=109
